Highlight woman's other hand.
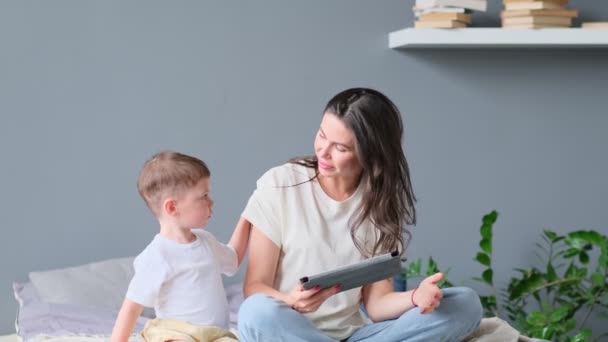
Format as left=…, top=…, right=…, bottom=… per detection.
left=414, top=272, right=444, bottom=314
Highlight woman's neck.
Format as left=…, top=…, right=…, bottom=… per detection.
left=317, top=173, right=361, bottom=202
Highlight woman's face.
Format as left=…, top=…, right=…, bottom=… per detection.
left=314, top=112, right=362, bottom=179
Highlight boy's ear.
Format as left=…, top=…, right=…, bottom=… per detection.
left=163, top=198, right=178, bottom=216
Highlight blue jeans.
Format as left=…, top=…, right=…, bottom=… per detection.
left=238, top=287, right=482, bottom=342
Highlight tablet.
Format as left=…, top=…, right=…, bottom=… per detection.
left=299, top=251, right=401, bottom=292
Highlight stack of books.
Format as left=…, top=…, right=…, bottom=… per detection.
left=501, top=0, right=578, bottom=28
left=413, top=0, right=488, bottom=28
left=581, top=22, right=608, bottom=29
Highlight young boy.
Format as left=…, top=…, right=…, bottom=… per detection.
left=111, top=151, right=250, bottom=342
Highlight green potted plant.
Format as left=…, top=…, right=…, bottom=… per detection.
left=472, top=211, right=608, bottom=341
left=402, top=211, right=608, bottom=341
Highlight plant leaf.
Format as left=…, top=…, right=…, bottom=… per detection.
left=546, top=263, right=557, bottom=283
left=539, top=326, right=554, bottom=340
left=405, top=259, right=422, bottom=279
left=526, top=311, right=546, bottom=327
left=566, top=231, right=603, bottom=250
left=426, top=257, right=439, bottom=276
left=475, top=253, right=491, bottom=266
left=508, top=271, right=544, bottom=300
left=563, top=248, right=579, bottom=259
left=600, top=251, right=608, bottom=269
left=579, top=251, right=589, bottom=264
left=480, top=223, right=491, bottom=240
left=482, top=211, right=498, bottom=225
left=591, top=272, right=605, bottom=288
left=550, top=305, right=571, bottom=323
left=564, top=263, right=577, bottom=278
left=577, top=266, right=588, bottom=278
left=544, top=230, right=557, bottom=241
left=564, top=318, right=577, bottom=333
left=482, top=269, right=493, bottom=285
left=571, top=328, right=592, bottom=342
left=480, top=238, right=492, bottom=254
left=573, top=230, right=603, bottom=244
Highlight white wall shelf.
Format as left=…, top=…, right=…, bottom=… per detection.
left=389, top=28, right=608, bottom=48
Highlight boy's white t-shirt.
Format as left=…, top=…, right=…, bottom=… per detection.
left=126, top=229, right=237, bottom=328
left=242, top=163, right=378, bottom=340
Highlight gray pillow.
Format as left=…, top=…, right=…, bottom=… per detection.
left=28, top=257, right=134, bottom=312
left=28, top=257, right=155, bottom=319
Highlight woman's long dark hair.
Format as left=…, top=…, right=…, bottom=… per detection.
left=291, top=88, right=416, bottom=257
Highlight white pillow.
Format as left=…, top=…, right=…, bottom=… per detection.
left=28, top=257, right=135, bottom=313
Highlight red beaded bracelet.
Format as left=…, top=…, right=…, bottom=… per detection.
left=411, top=288, right=418, bottom=307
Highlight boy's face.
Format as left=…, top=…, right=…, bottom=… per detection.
left=175, top=177, right=214, bottom=229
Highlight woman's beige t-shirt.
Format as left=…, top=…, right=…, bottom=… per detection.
left=242, top=163, right=377, bottom=340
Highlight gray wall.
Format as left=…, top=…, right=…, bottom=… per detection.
left=1, top=0, right=607, bottom=336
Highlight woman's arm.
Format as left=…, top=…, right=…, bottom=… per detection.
left=362, top=279, right=413, bottom=322
left=362, top=272, right=444, bottom=322
left=244, top=224, right=338, bottom=312
left=110, top=299, right=144, bottom=342
left=243, top=224, right=287, bottom=300
left=228, top=217, right=251, bottom=265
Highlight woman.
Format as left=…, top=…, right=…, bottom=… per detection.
left=236, top=88, right=482, bottom=341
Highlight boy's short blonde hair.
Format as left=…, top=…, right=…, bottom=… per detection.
left=138, top=151, right=210, bottom=216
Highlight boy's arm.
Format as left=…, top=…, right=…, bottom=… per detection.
left=110, top=298, right=144, bottom=342
left=228, top=217, right=251, bottom=265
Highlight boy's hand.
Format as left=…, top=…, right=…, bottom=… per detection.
left=286, top=282, right=340, bottom=314
left=414, top=272, right=443, bottom=314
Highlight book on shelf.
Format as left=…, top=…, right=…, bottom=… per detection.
left=581, top=22, right=608, bottom=29
left=413, top=6, right=470, bottom=17
left=500, top=9, right=577, bottom=18
left=415, top=0, right=487, bottom=12
left=419, top=12, right=472, bottom=23
left=415, top=19, right=468, bottom=28
left=503, top=16, right=571, bottom=26
left=502, top=0, right=569, bottom=5
left=502, top=23, right=570, bottom=28
left=504, top=2, right=563, bottom=10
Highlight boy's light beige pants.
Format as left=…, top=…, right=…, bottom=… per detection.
left=141, top=319, right=238, bottom=342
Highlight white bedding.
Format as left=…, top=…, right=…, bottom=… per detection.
left=11, top=254, right=545, bottom=342
left=22, top=335, right=141, bottom=342
left=0, top=335, right=20, bottom=342
left=5, top=318, right=547, bottom=342
left=0, top=333, right=140, bottom=342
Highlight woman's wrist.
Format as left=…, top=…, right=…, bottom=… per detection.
left=410, top=288, right=418, bottom=307
left=281, top=292, right=295, bottom=307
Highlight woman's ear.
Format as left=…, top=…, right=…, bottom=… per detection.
left=162, top=198, right=178, bottom=216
